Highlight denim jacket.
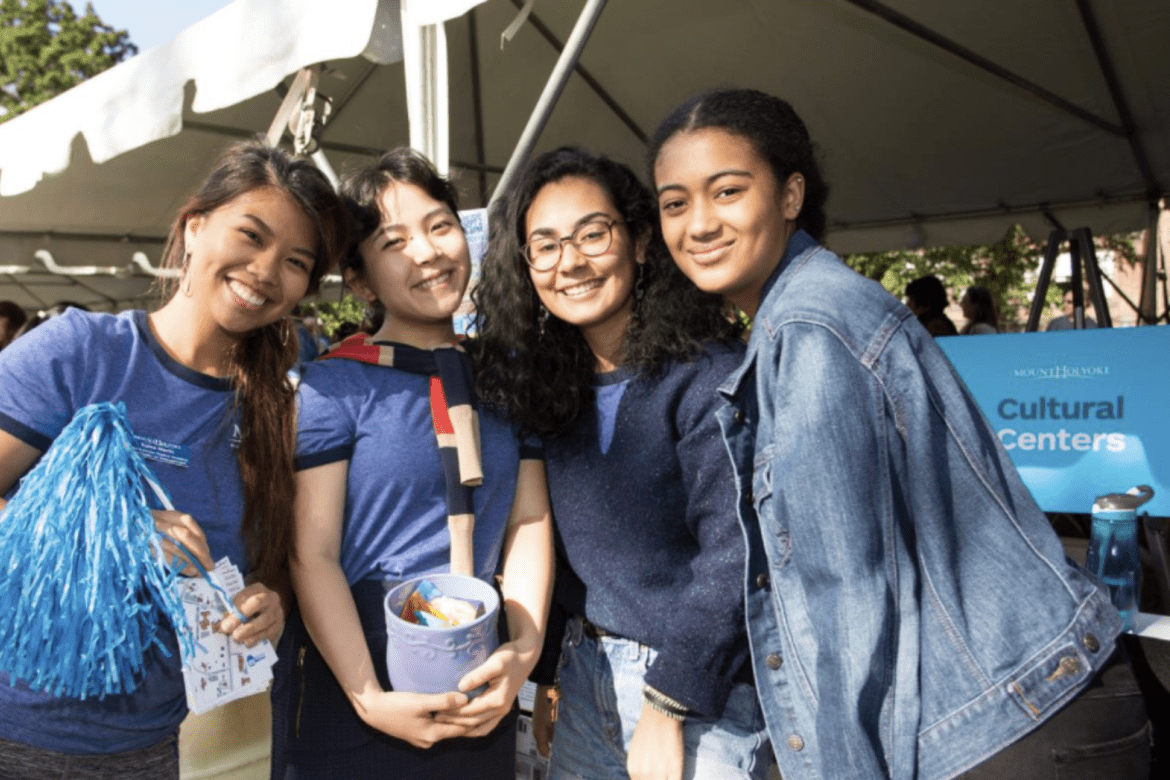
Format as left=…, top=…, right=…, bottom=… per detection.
left=716, top=231, right=1121, bottom=780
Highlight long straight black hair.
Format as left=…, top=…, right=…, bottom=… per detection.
left=160, top=140, right=348, bottom=592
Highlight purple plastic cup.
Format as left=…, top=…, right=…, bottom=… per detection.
left=383, top=574, right=500, bottom=695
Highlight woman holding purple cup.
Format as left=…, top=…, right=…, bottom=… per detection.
left=270, top=148, right=553, bottom=780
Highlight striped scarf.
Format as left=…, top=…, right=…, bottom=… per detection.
left=320, top=334, right=482, bottom=576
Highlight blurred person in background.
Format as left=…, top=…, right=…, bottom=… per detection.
left=959, top=285, right=999, bottom=334
left=0, top=302, right=27, bottom=349
left=904, top=276, right=957, bottom=337
left=1046, top=288, right=1098, bottom=331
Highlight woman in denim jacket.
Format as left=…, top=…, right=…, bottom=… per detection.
left=649, top=88, right=1149, bottom=780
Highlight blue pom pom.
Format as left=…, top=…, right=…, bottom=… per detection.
left=0, top=402, right=194, bottom=699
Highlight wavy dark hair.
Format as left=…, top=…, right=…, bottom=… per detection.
left=647, top=88, right=829, bottom=242
left=472, top=146, right=741, bottom=438
left=159, top=140, right=348, bottom=594
left=339, top=147, right=461, bottom=293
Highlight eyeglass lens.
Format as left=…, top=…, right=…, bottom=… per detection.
left=526, top=220, right=613, bottom=269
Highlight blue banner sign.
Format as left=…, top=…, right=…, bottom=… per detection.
left=937, top=326, right=1170, bottom=516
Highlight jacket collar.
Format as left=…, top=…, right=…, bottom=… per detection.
left=718, top=229, right=820, bottom=402
left=756, top=228, right=818, bottom=323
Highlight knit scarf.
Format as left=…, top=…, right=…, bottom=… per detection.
left=320, top=334, right=482, bottom=575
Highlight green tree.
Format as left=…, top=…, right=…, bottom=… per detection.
left=306, top=294, right=367, bottom=339
left=843, top=225, right=1054, bottom=332
left=0, top=0, right=136, bottom=122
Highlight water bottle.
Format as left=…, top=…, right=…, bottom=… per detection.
left=1085, top=485, right=1154, bottom=632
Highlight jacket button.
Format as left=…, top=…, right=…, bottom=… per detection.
left=1083, top=633, right=1100, bottom=653
left=734, top=409, right=746, bottom=423
left=786, top=734, right=804, bottom=751
left=745, top=489, right=754, bottom=504
left=765, top=653, right=783, bottom=670
left=756, top=572, right=770, bottom=590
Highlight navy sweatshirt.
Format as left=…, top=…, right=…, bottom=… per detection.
left=532, top=339, right=752, bottom=717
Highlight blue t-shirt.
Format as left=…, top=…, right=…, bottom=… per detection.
left=294, top=356, right=537, bottom=584
left=0, top=309, right=247, bottom=754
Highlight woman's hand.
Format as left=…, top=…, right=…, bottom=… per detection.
left=531, top=684, right=558, bottom=758
left=627, top=704, right=685, bottom=780
left=151, top=509, right=212, bottom=576
left=355, top=689, right=472, bottom=749
left=217, top=582, right=284, bottom=646
left=437, top=639, right=538, bottom=737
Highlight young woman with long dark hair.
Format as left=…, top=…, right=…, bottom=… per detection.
left=270, top=147, right=553, bottom=780
left=473, top=146, right=769, bottom=780
left=959, top=284, right=999, bottom=334
left=650, top=87, right=1149, bottom=780
left=0, top=140, right=347, bottom=778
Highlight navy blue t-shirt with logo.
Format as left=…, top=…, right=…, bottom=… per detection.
left=0, top=308, right=246, bottom=754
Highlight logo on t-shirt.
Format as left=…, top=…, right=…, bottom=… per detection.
left=134, top=435, right=191, bottom=468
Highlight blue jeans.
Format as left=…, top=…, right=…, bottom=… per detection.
left=549, top=617, right=770, bottom=780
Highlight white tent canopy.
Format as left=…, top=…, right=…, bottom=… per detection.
left=0, top=0, right=1167, bottom=311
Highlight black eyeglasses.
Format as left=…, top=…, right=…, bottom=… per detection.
left=523, top=218, right=622, bottom=271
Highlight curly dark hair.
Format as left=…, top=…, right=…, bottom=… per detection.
left=647, top=88, right=829, bottom=242
left=471, top=146, right=740, bottom=438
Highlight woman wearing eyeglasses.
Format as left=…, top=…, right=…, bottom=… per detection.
left=473, top=147, right=770, bottom=780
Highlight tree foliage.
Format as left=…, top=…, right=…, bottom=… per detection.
left=842, top=225, right=1146, bottom=331
left=843, top=225, right=1136, bottom=331
left=305, top=294, right=367, bottom=339
left=0, top=0, right=136, bottom=122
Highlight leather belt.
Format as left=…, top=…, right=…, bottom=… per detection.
left=580, top=616, right=616, bottom=639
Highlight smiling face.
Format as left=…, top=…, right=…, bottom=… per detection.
left=524, top=176, right=640, bottom=363
left=349, top=181, right=470, bottom=345
left=182, top=186, right=317, bottom=337
left=654, top=128, right=803, bottom=318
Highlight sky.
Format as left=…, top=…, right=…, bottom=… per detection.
left=88, top=0, right=236, bottom=53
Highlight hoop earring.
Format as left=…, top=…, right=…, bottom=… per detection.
left=538, top=304, right=549, bottom=337
left=280, top=317, right=292, bottom=347
left=180, top=252, right=193, bottom=297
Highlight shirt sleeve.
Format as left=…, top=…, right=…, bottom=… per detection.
left=293, top=362, right=356, bottom=470
left=642, top=347, right=752, bottom=718
left=0, top=311, right=94, bottom=451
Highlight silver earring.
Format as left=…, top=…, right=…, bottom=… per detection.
left=634, top=263, right=647, bottom=303
left=538, top=304, right=549, bottom=337
left=180, top=251, right=193, bottom=297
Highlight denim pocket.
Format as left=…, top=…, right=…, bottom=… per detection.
left=1053, top=722, right=1150, bottom=779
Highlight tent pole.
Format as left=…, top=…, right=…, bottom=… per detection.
left=843, top=0, right=1124, bottom=137
left=508, top=0, right=645, bottom=145
left=1139, top=200, right=1161, bottom=324
left=1074, top=0, right=1159, bottom=196
left=489, top=0, right=609, bottom=207
left=310, top=150, right=340, bottom=190
left=467, top=9, right=489, bottom=205
left=3, top=275, right=47, bottom=308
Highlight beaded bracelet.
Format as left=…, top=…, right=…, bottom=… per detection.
left=644, top=695, right=687, bottom=721
left=643, top=684, right=689, bottom=720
